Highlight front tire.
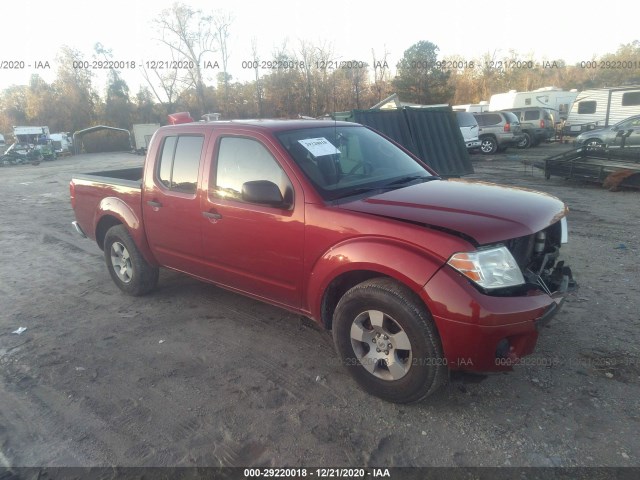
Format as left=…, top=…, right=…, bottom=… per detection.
left=586, top=139, right=604, bottom=149
left=332, top=278, right=446, bottom=403
left=104, top=225, right=159, bottom=296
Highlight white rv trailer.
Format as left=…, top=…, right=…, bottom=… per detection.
left=489, top=87, right=578, bottom=122
left=563, top=86, right=640, bottom=136
left=452, top=102, right=491, bottom=113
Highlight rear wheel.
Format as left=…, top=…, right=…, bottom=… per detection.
left=586, top=139, right=604, bottom=149
left=104, top=225, right=159, bottom=296
left=517, top=132, right=532, bottom=149
left=479, top=136, right=498, bottom=155
left=332, top=278, right=446, bottom=403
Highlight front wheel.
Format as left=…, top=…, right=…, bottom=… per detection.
left=586, top=139, right=604, bottom=149
left=104, top=225, right=159, bottom=296
left=332, top=278, right=446, bottom=403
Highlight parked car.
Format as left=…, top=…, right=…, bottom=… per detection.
left=70, top=119, right=574, bottom=403
left=575, top=114, right=640, bottom=149
left=455, top=111, right=481, bottom=152
left=472, top=111, right=524, bottom=154
left=503, top=107, right=556, bottom=148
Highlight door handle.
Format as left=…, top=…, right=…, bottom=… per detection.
left=202, top=211, right=222, bottom=220
left=147, top=200, right=162, bottom=208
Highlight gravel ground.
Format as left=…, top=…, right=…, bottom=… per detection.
left=0, top=144, right=638, bottom=468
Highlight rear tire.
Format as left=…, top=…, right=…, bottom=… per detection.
left=517, top=132, right=532, bottom=149
left=332, top=278, right=446, bottom=403
left=104, top=225, right=159, bottom=296
left=479, top=136, right=498, bottom=155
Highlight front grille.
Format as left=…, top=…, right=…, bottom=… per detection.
left=505, top=234, right=535, bottom=268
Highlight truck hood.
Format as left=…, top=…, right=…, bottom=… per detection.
left=338, top=179, right=568, bottom=245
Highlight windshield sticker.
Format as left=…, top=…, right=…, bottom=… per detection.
left=298, top=137, right=339, bottom=157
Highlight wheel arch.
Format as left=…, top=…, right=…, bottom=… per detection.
left=308, top=238, right=444, bottom=330
left=479, top=133, right=497, bottom=140
left=94, top=197, right=158, bottom=265
left=96, top=215, right=123, bottom=249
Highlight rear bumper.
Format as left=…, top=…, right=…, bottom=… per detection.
left=529, top=129, right=555, bottom=142
left=422, top=266, right=567, bottom=372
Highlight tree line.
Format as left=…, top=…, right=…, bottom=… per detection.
left=0, top=2, right=638, bottom=146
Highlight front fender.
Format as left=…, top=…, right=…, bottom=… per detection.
left=95, top=197, right=158, bottom=265
left=306, top=237, right=444, bottom=320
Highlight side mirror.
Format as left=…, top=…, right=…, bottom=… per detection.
left=242, top=180, right=288, bottom=207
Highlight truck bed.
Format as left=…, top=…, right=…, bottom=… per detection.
left=72, top=167, right=144, bottom=188
left=71, top=167, right=144, bottom=242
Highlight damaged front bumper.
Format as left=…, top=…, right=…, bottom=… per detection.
left=421, top=263, right=576, bottom=372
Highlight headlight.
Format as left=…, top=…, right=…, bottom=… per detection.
left=447, top=246, right=525, bottom=290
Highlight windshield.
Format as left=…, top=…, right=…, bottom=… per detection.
left=276, top=125, right=433, bottom=201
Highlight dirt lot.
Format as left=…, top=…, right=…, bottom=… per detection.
left=0, top=144, right=639, bottom=468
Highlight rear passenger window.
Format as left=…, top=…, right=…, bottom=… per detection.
left=157, top=135, right=204, bottom=194
left=484, top=114, right=501, bottom=125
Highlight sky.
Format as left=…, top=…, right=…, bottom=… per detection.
left=0, top=0, right=638, bottom=96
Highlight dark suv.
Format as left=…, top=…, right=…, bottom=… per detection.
left=504, top=107, right=555, bottom=148
left=472, top=111, right=524, bottom=154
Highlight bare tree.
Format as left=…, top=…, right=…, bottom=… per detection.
left=314, top=42, right=334, bottom=115
left=372, top=47, right=390, bottom=103
left=213, top=11, right=233, bottom=115
left=155, top=2, right=217, bottom=114
left=298, top=40, right=317, bottom=115
left=140, top=61, right=179, bottom=115
left=251, top=37, right=263, bottom=117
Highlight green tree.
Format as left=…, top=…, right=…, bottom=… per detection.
left=0, top=85, right=28, bottom=135
left=394, top=41, right=452, bottom=104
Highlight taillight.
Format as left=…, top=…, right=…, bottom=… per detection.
left=504, top=123, right=511, bottom=132
left=70, top=181, right=75, bottom=209
left=540, top=119, right=545, bottom=128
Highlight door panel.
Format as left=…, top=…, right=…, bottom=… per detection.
left=143, top=134, right=206, bottom=274
left=200, top=135, right=304, bottom=307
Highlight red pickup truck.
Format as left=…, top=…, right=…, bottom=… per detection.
left=70, top=120, right=574, bottom=403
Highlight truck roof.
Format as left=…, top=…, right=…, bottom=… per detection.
left=157, top=119, right=356, bottom=134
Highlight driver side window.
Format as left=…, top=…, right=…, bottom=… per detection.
left=212, top=137, right=293, bottom=205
